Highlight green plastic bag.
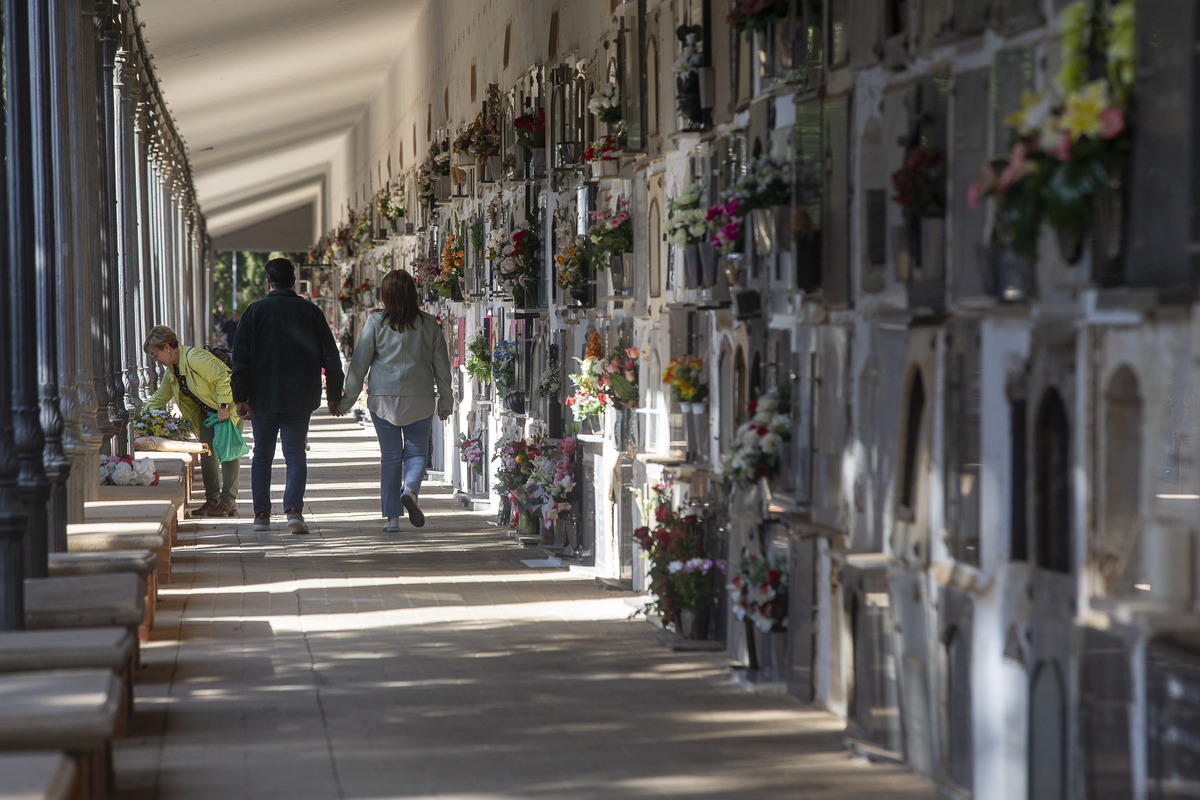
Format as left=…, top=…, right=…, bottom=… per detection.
left=204, top=412, right=249, bottom=462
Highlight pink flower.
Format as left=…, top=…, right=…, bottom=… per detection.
left=624, top=370, right=634, bottom=381
left=625, top=347, right=638, bottom=358
left=705, top=205, right=724, bottom=222
left=1050, top=131, right=1071, bottom=162
left=721, top=222, right=740, bottom=241
left=996, top=144, right=1035, bottom=195
left=1099, top=106, right=1125, bottom=140
left=722, top=199, right=740, bottom=217
left=557, top=437, right=577, bottom=456
left=967, top=166, right=996, bottom=211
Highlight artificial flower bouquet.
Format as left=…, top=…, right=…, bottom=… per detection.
left=968, top=0, right=1133, bottom=260
left=633, top=484, right=705, bottom=622
left=674, top=26, right=704, bottom=119
left=100, top=454, right=159, bottom=487
left=582, top=134, right=618, bottom=163
left=597, top=338, right=639, bottom=411
left=566, top=331, right=609, bottom=423
left=485, top=228, right=508, bottom=261
left=513, top=108, right=546, bottom=151
left=729, top=155, right=791, bottom=212
left=666, top=181, right=708, bottom=246
left=728, top=551, right=789, bottom=632
left=554, top=232, right=593, bottom=292
left=587, top=82, right=622, bottom=125
left=410, top=255, right=440, bottom=289
left=536, top=359, right=562, bottom=398
left=720, top=384, right=791, bottom=486
left=428, top=141, right=451, bottom=176
left=435, top=230, right=465, bottom=297
left=669, top=557, right=725, bottom=611
left=726, top=0, right=789, bottom=34
left=491, top=339, right=517, bottom=393
left=464, top=331, right=491, bottom=385
left=661, top=355, right=708, bottom=403
left=494, top=433, right=578, bottom=530
left=705, top=198, right=743, bottom=255
left=134, top=406, right=193, bottom=441
left=497, top=222, right=541, bottom=307
left=587, top=198, right=632, bottom=267
left=458, top=432, right=484, bottom=473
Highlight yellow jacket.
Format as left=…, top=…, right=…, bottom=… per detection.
left=146, top=346, right=242, bottom=434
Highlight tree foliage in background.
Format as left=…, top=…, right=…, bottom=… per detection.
left=212, top=251, right=285, bottom=312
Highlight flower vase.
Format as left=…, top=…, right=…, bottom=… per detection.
left=591, top=159, right=619, bottom=179
left=752, top=208, right=779, bottom=257
left=608, top=253, right=628, bottom=295
left=435, top=175, right=451, bottom=203
left=679, top=607, right=710, bottom=640
left=516, top=508, right=538, bottom=540
left=684, top=403, right=707, bottom=462
left=568, top=283, right=593, bottom=308
left=451, top=279, right=465, bottom=303
left=528, top=147, right=546, bottom=178
left=699, top=243, right=719, bottom=286
left=755, top=626, right=790, bottom=682
left=455, top=151, right=474, bottom=167
left=1092, top=184, right=1126, bottom=286
left=683, top=244, right=703, bottom=288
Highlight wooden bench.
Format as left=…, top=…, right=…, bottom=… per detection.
left=0, top=629, right=136, bottom=732
left=0, top=670, right=122, bottom=800
left=48, top=551, right=158, bottom=639
left=0, top=752, right=78, bottom=800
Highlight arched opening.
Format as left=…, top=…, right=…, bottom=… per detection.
left=1102, top=365, right=1141, bottom=593
left=733, top=346, right=747, bottom=427
left=1029, top=661, right=1067, bottom=800
left=1035, top=389, right=1072, bottom=573
left=900, top=367, right=925, bottom=512
left=648, top=198, right=662, bottom=297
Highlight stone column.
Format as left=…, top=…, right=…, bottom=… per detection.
left=114, top=41, right=143, bottom=434
left=134, top=96, right=156, bottom=400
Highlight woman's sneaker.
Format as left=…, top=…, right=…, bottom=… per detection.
left=383, top=516, right=400, bottom=533
left=252, top=513, right=270, bottom=532
left=287, top=513, right=309, bottom=535
left=400, top=490, right=424, bottom=527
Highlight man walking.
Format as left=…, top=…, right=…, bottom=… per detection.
left=231, top=258, right=344, bottom=534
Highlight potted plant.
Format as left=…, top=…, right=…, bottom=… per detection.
left=670, top=558, right=724, bottom=639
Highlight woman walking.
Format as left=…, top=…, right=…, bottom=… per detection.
left=338, top=269, right=453, bottom=530
left=143, top=325, right=242, bottom=517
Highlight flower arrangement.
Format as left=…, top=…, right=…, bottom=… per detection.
left=491, top=339, right=517, bottom=393
left=410, top=255, right=440, bottom=288
left=892, top=145, right=946, bottom=219
left=436, top=230, right=465, bottom=297
left=721, top=385, right=792, bottom=486
left=597, top=338, right=639, bottom=411
left=587, top=82, right=622, bottom=125
left=633, top=485, right=705, bottom=621
left=485, top=228, right=508, bottom=261
left=726, top=0, right=789, bottom=34
left=458, top=433, right=485, bottom=473
left=729, top=551, right=789, bottom=632
left=496, top=221, right=541, bottom=307
left=429, top=140, right=451, bottom=176
left=494, top=433, right=578, bottom=530
left=582, top=134, right=618, bottom=163
left=100, top=454, right=158, bottom=487
left=464, top=331, right=491, bottom=384
left=729, top=155, right=791, bottom=212
left=674, top=26, right=704, bottom=121
left=670, top=558, right=725, bottom=611
left=705, top=198, right=742, bottom=255
left=968, top=0, right=1133, bottom=260
left=554, top=232, right=593, bottom=292
left=417, top=165, right=437, bottom=213
left=661, top=355, right=707, bottom=403
left=376, top=184, right=406, bottom=222
left=587, top=198, right=632, bottom=267
left=338, top=278, right=355, bottom=313
left=353, top=212, right=374, bottom=249
left=513, top=108, right=546, bottom=151
left=134, top=407, right=193, bottom=441
left=566, top=331, right=609, bottom=422
left=666, top=181, right=708, bottom=246
left=536, top=359, right=561, bottom=398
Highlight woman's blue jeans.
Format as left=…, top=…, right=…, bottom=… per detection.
left=371, top=412, right=433, bottom=518
left=250, top=411, right=312, bottom=518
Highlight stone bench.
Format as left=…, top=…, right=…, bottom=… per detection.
left=48, top=551, right=158, bottom=639
left=67, top=520, right=170, bottom=586
left=0, top=752, right=78, bottom=800
left=0, top=670, right=122, bottom=800
left=0, top=629, right=136, bottom=731
left=25, top=574, right=145, bottom=665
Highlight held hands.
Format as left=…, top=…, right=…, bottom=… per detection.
left=328, top=393, right=346, bottom=417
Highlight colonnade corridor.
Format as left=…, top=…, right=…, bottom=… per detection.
left=110, top=412, right=935, bottom=800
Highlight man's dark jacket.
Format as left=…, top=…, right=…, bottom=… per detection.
left=231, top=288, right=345, bottom=414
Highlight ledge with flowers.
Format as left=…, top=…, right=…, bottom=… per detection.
left=566, top=331, right=639, bottom=444
left=493, top=431, right=579, bottom=547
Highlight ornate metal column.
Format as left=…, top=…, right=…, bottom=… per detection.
left=114, top=35, right=143, bottom=429
left=134, top=96, right=157, bottom=399
left=95, top=1, right=126, bottom=447
left=6, top=0, right=49, bottom=583
left=31, top=0, right=68, bottom=555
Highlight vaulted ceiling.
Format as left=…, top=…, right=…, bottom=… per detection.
left=137, top=0, right=429, bottom=252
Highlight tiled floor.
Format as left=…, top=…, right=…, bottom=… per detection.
left=114, top=412, right=939, bottom=799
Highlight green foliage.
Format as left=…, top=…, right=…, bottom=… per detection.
left=213, top=251, right=271, bottom=312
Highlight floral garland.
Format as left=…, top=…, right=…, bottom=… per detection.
left=661, top=355, right=707, bottom=403
left=100, top=454, right=158, bottom=487
left=587, top=197, right=632, bottom=267
left=968, top=0, right=1133, bottom=260
left=720, top=385, right=791, bottom=486
left=728, top=552, right=789, bottom=632
left=134, top=407, right=193, bottom=440
left=667, top=181, right=707, bottom=246
left=587, top=82, right=622, bottom=125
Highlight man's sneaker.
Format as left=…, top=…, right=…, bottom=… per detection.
left=287, top=514, right=309, bottom=535
left=400, top=490, right=424, bottom=528
left=252, top=513, right=270, bottom=532
left=384, top=516, right=400, bottom=533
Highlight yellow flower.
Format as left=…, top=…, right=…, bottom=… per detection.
left=1004, top=90, right=1051, bottom=135
left=1060, top=81, right=1109, bottom=141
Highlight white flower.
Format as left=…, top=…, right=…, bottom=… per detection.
left=760, top=432, right=781, bottom=454
left=757, top=396, right=779, bottom=414
left=668, top=560, right=684, bottom=574
left=739, top=428, right=761, bottom=448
